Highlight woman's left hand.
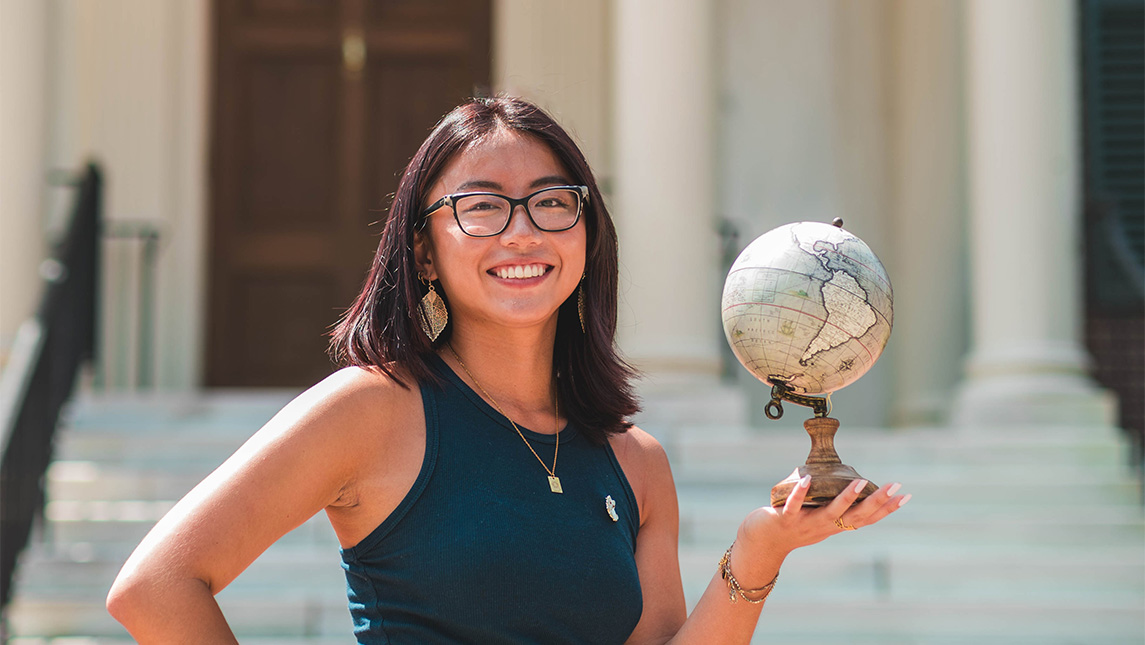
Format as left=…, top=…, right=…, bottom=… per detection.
left=735, top=475, right=911, bottom=563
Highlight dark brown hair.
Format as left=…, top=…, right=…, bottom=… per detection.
left=329, top=97, right=638, bottom=443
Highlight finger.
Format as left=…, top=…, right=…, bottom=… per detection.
left=858, top=491, right=912, bottom=528
left=847, top=482, right=902, bottom=526
left=783, top=474, right=812, bottom=515
left=822, top=478, right=867, bottom=523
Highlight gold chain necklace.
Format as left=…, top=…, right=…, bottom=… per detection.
left=447, top=345, right=562, bottom=494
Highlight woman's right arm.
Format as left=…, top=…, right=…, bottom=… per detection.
left=106, top=366, right=399, bottom=643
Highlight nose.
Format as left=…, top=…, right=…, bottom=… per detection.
left=499, top=202, right=543, bottom=246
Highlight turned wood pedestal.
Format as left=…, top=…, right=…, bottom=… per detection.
left=770, top=416, right=878, bottom=508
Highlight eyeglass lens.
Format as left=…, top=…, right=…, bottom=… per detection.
left=454, top=187, right=581, bottom=236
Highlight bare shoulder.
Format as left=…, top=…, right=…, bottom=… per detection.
left=263, top=365, right=420, bottom=446
left=227, top=364, right=424, bottom=499
left=608, top=426, right=676, bottom=527
left=608, top=425, right=669, bottom=472
left=289, top=364, right=417, bottom=420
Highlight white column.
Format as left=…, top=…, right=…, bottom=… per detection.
left=954, top=0, right=1115, bottom=426
left=887, top=0, right=968, bottom=426
left=612, top=0, right=721, bottom=380
left=493, top=0, right=612, bottom=179
left=42, top=0, right=210, bottom=390
left=0, top=0, right=50, bottom=368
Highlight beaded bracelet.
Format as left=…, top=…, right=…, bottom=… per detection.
left=718, top=542, right=779, bottom=604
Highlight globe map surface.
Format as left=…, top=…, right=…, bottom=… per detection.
left=721, top=221, right=894, bottom=395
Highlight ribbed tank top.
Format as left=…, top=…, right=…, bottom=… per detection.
left=340, top=354, right=643, bottom=644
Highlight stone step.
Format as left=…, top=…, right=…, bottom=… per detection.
left=678, top=503, right=1145, bottom=549
left=746, top=599, right=1144, bottom=645
left=12, top=545, right=346, bottom=596
left=660, top=425, right=1133, bottom=473
left=60, top=390, right=296, bottom=425
left=677, top=545, right=1145, bottom=604
left=47, top=468, right=209, bottom=503
left=7, top=595, right=352, bottom=639
left=628, top=381, right=750, bottom=426
left=39, top=503, right=338, bottom=548
left=54, top=436, right=247, bottom=465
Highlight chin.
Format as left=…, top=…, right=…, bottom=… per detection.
left=488, top=305, right=562, bottom=329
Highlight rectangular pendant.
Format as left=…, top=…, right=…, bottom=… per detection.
left=548, top=476, right=563, bottom=494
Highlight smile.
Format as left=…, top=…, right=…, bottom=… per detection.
left=492, top=263, right=550, bottom=280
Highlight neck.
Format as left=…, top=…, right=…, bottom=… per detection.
left=441, top=318, right=562, bottom=433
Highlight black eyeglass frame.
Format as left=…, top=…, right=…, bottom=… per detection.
left=417, top=185, right=590, bottom=237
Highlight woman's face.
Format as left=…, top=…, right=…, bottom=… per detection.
left=415, top=129, right=588, bottom=333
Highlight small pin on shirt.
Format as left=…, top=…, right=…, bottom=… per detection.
left=604, top=495, right=619, bottom=522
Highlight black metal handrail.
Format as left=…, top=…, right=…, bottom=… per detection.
left=0, top=163, right=101, bottom=608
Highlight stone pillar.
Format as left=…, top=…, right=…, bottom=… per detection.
left=0, top=0, right=50, bottom=368
left=887, top=0, right=968, bottom=426
left=954, top=0, right=1115, bottom=426
left=493, top=0, right=612, bottom=178
left=612, top=0, right=721, bottom=380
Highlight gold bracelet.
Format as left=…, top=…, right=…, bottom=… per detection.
left=718, top=542, right=778, bottom=604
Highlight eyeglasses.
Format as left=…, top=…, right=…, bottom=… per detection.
left=419, top=185, right=589, bottom=237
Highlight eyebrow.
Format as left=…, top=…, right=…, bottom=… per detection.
left=454, top=175, right=572, bottom=192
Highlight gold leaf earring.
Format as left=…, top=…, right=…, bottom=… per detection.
left=419, top=275, right=448, bottom=342
left=577, top=278, right=586, bottom=334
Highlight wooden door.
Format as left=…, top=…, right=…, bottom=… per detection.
left=207, top=0, right=490, bottom=387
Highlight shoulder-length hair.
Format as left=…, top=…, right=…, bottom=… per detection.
left=329, top=96, right=638, bottom=443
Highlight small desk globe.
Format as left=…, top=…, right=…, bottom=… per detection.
left=722, top=220, right=894, bottom=507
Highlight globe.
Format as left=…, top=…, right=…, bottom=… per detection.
left=721, top=221, right=893, bottom=396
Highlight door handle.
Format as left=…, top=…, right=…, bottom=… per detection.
left=342, top=30, right=365, bottom=76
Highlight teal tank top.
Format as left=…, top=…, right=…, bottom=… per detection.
left=340, top=354, right=644, bottom=644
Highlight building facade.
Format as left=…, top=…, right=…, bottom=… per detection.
left=1, top=0, right=1138, bottom=437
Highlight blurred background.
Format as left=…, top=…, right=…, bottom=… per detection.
left=1, top=0, right=1142, bottom=643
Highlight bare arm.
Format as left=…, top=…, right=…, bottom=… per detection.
left=618, top=429, right=909, bottom=645
left=616, top=429, right=687, bottom=644
left=106, top=367, right=402, bottom=643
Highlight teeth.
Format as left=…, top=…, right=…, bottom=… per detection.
left=496, top=264, right=546, bottom=280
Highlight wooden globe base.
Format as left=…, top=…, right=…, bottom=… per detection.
left=770, top=416, right=878, bottom=508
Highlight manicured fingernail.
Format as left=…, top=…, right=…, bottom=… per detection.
left=887, top=482, right=902, bottom=497
left=851, top=479, right=867, bottom=494
left=897, top=494, right=912, bottom=508
left=799, top=475, right=811, bottom=488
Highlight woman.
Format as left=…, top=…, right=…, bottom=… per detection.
left=107, top=97, right=909, bottom=644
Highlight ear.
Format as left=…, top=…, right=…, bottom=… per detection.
left=413, top=229, right=438, bottom=282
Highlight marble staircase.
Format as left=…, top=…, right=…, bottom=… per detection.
left=642, top=380, right=1145, bottom=644
left=4, top=384, right=1143, bottom=644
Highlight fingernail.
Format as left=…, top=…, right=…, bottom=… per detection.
left=897, top=494, right=912, bottom=508
left=799, top=474, right=811, bottom=488
left=851, top=479, right=867, bottom=494
left=887, top=482, right=902, bottom=497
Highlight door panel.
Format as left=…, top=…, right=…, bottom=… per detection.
left=364, top=58, right=473, bottom=220
left=232, top=274, right=341, bottom=384
left=241, top=59, right=340, bottom=230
